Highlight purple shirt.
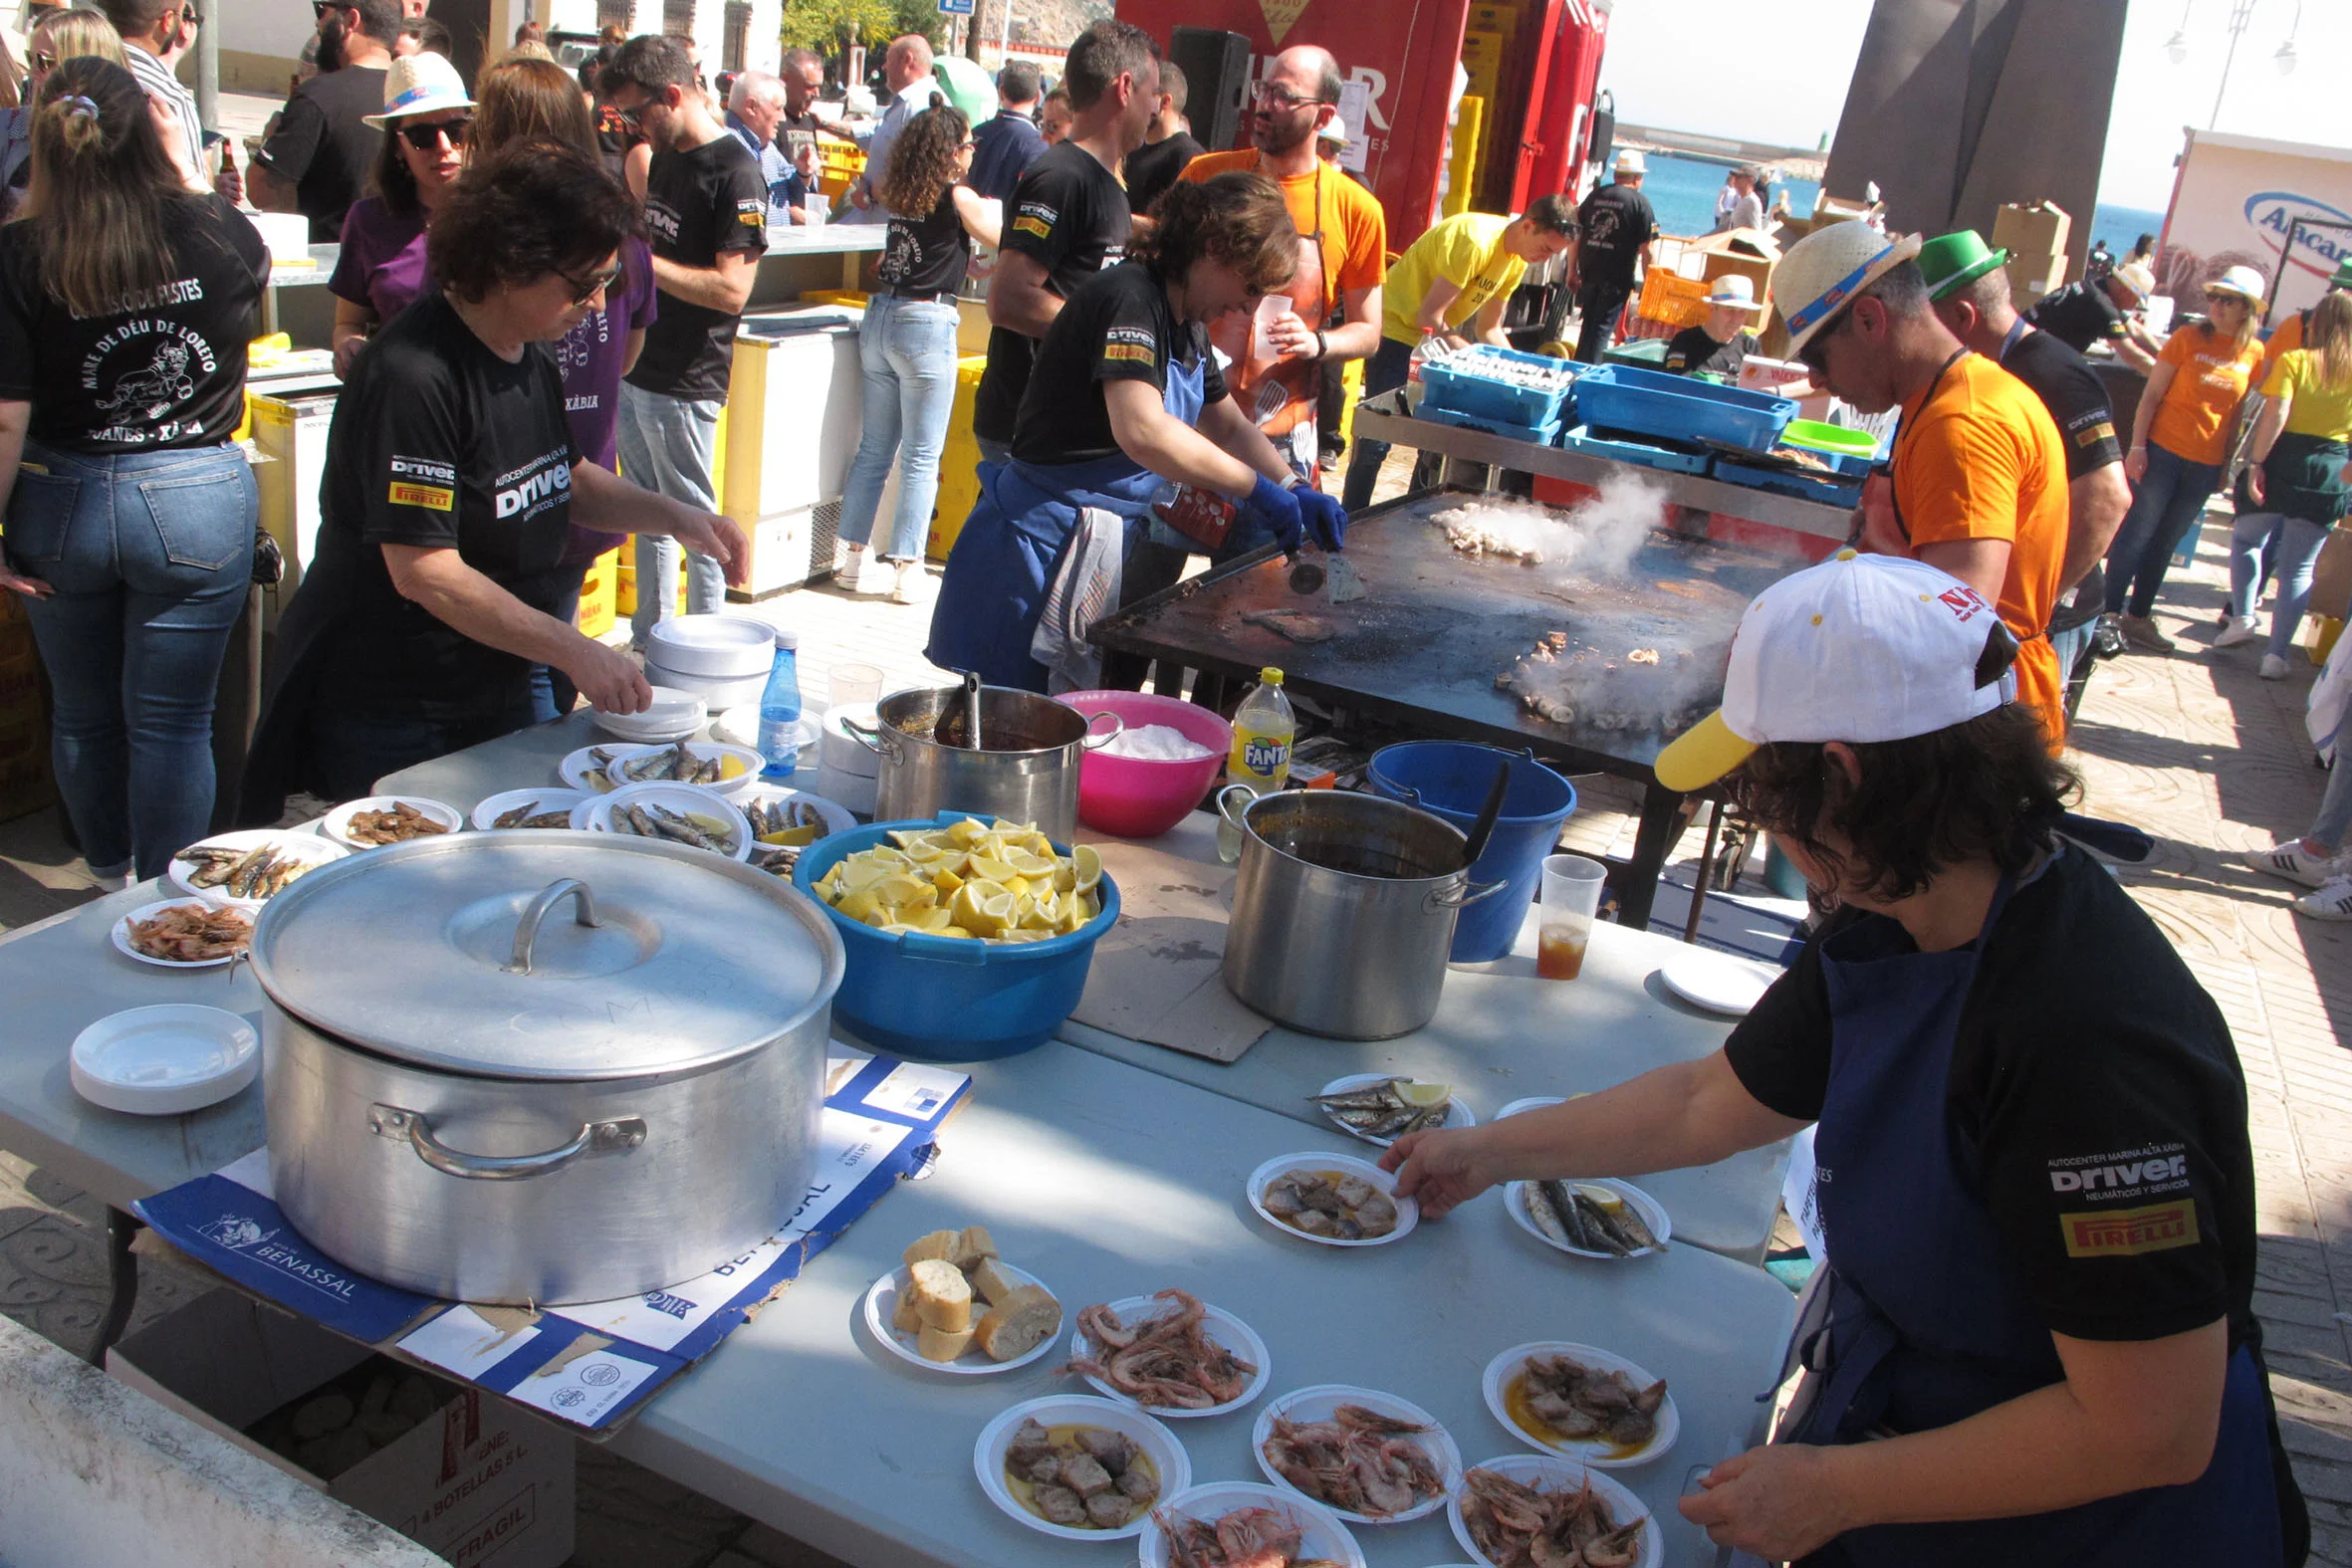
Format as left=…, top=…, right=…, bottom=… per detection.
left=327, top=197, right=429, bottom=325
left=556, top=236, right=659, bottom=563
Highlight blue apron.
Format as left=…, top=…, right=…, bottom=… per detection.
left=927, top=355, right=1208, bottom=691
left=1784, top=846, right=2284, bottom=1567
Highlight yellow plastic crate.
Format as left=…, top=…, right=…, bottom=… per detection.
left=575, top=549, right=618, bottom=638
left=2310, top=613, right=2343, bottom=666
left=801, top=289, right=870, bottom=309
left=926, top=354, right=991, bottom=561
left=613, top=562, right=687, bottom=618
left=1636, top=269, right=1711, bottom=330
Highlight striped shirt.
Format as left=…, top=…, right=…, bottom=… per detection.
left=124, top=44, right=205, bottom=180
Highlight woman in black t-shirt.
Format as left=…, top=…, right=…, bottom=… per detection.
left=0, top=60, right=264, bottom=882
left=834, top=103, right=1001, bottom=604
left=242, top=143, right=749, bottom=814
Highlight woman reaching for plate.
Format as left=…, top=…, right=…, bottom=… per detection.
left=1384, top=552, right=2300, bottom=1566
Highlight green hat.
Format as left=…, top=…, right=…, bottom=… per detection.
left=2332, top=257, right=2352, bottom=292
left=1918, top=231, right=2010, bottom=301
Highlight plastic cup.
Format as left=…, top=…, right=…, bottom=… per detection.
left=829, top=663, right=883, bottom=706
left=1536, top=854, right=1606, bottom=981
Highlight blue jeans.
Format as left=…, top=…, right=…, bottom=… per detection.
left=2229, top=510, right=2332, bottom=661
left=617, top=381, right=726, bottom=645
left=529, top=565, right=590, bottom=723
left=1340, top=336, right=1415, bottom=514
left=2103, top=441, right=2221, bottom=617
left=4, top=442, right=254, bottom=879
left=837, top=295, right=961, bottom=560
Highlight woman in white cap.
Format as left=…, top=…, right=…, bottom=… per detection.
left=326, top=51, right=473, bottom=377
left=2099, top=263, right=2271, bottom=653
left=1384, top=551, right=2302, bottom=1566
left=1661, top=274, right=1766, bottom=380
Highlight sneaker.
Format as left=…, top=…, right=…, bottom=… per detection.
left=2118, top=613, right=2175, bottom=653
left=2091, top=614, right=2127, bottom=661
left=832, top=550, right=864, bottom=591
left=2213, top=615, right=2260, bottom=648
left=2260, top=653, right=2289, bottom=681
left=2294, top=876, right=2352, bottom=921
left=890, top=559, right=927, bottom=605
left=2245, top=841, right=2344, bottom=889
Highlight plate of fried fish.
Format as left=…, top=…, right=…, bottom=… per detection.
left=168, top=830, right=346, bottom=907
left=1308, top=1074, right=1476, bottom=1148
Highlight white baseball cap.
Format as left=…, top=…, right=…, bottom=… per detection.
left=1614, top=148, right=1646, bottom=175
left=1654, top=552, right=2015, bottom=792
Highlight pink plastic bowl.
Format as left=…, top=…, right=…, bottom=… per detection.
left=1058, top=689, right=1235, bottom=839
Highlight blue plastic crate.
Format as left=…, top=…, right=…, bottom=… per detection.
left=1570, top=364, right=1797, bottom=454
left=1419, top=345, right=1581, bottom=429
left=1713, top=456, right=1865, bottom=510
left=1414, top=400, right=1564, bottom=446
left=1765, top=440, right=1872, bottom=479
left=1559, top=424, right=1713, bottom=475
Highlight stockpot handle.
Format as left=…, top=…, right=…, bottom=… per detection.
left=841, top=716, right=898, bottom=760
left=368, top=1105, right=647, bottom=1181
left=1425, top=877, right=1511, bottom=912
left=1079, top=710, right=1126, bottom=750
left=504, top=877, right=599, bottom=975
left=1216, top=781, right=1258, bottom=832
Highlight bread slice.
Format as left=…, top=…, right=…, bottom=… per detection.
left=975, top=1284, right=1063, bottom=1363
left=903, top=1230, right=961, bottom=1267
left=906, top=1257, right=972, bottom=1333
left=967, top=1257, right=1023, bottom=1307
left=956, top=1225, right=999, bottom=1267
left=891, top=1291, right=924, bottom=1335
left=916, top=1321, right=977, bottom=1362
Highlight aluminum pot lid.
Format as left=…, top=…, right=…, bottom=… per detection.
left=248, top=832, right=842, bottom=1080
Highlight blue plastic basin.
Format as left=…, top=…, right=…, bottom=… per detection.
left=1367, top=744, right=1577, bottom=963
left=792, top=813, right=1121, bottom=1062
left=1571, top=364, right=1797, bottom=454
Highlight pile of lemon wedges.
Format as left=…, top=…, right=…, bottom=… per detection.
left=813, top=816, right=1103, bottom=942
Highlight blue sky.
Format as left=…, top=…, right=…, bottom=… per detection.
left=1598, top=0, right=2343, bottom=213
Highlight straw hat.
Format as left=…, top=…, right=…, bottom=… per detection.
left=2204, top=264, right=2266, bottom=306
left=1614, top=148, right=1646, bottom=176
left=1777, top=221, right=1926, bottom=352
left=2109, top=262, right=2156, bottom=302
left=362, top=52, right=474, bottom=130
left=1704, top=275, right=1764, bottom=312
left=1917, top=231, right=2008, bottom=301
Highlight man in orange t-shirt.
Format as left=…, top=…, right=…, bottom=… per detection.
left=1174, top=44, right=1385, bottom=489
left=1784, top=224, right=2069, bottom=744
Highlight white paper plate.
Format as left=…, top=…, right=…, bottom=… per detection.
left=1449, top=1454, right=1660, bottom=1568
left=591, top=685, right=706, bottom=743
left=1657, top=950, right=1782, bottom=1015
left=112, top=899, right=253, bottom=969
left=1506, top=1178, right=1671, bottom=1260
left=1495, top=1096, right=1564, bottom=1121
left=1246, top=1153, right=1420, bottom=1249
left=1066, top=1293, right=1270, bottom=1418
left=1251, top=1384, right=1461, bottom=1524
left=1479, top=1342, right=1679, bottom=1468
left=583, top=739, right=764, bottom=796
left=70, top=1005, right=258, bottom=1115
left=165, top=829, right=346, bottom=908
left=470, top=787, right=591, bottom=832
left=1313, top=1072, right=1477, bottom=1148
left=972, top=1394, right=1191, bottom=1543
left=713, top=707, right=823, bottom=754
left=644, top=614, right=776, bottom=679
left=559, top=742, right=657, bottom=793
left=579, top=782, right=751, bottom=861
left=862, top=1260, right=1061, bottom=1376
left=318, top=794, right=463, bottom=850
left=1140, top=1481, right=1365, bottom=1568
left=736, top=784, right=856, bottom=841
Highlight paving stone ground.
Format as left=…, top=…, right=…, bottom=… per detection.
left=2, top=492, right=2350, bottom=1561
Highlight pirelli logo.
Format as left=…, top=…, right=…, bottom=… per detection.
left=2075, top=421, right=2116, bottom=448
left=389, top=482, right=455, bottom=511
left=1102, top=342, right=1155, bottom=363
left=2060, top=1201, right=2199, bottom=1258
left=1013, top=214, right=1051, bottom=239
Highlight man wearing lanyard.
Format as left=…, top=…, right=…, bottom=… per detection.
left=1781, top=221, right=2071, bottom=748
left=1384, top=550, right=2301, bottom=1564
left=1174, top=45, right=1386, bottom=497
left=1922, top=231, right=2133, bottom=724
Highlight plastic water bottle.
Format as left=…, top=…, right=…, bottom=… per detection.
left=1218, top=667, right=1295, bottom=864
left=757, top=628, right=802, bottom=779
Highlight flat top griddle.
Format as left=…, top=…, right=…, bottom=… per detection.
left=1087, top=490, right=1805, bottom=778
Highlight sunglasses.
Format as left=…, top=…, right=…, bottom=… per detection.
left=609, top=101, right=645, bottom=134
left=312, top=0, right=352, bottom=14
left=564, top=262, right=624, bottom=307
left=29, top=51, right=54, bottom=71
left=396, top=117, right=470, bottom=151
left=1796, top=311, right=1849, bottom=377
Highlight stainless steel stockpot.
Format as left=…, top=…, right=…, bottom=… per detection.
left=248, top=831, right=843, bottom=1305
left=845, top=684, right=1121, bottom=843
left=1220, top=788, right=1504, bottom=1040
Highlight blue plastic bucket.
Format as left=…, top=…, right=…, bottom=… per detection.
left=1367, top=743, right=1577, bottom=963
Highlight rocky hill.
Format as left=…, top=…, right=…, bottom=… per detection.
left=1003, top=0, right=1111, bottom=51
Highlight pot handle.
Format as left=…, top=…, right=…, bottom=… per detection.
left=1425, top=877, right=1511, bottom=912
left=841, top=716, right=897, bottom=760
left=368, top=1104, right=647, bottom=1182
left=1216, top=781, right=1257, bottom=833
left=1079, top=710, right=1126, bottom=751
left=503, top=877, right=599, bottom=976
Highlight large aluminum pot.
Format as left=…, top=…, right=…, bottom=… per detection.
left=249, top=831, right=844, bottom=1305
left=844, top=684, right=1121, bottom=843
left=1220, top=787, right=1505, bottom=1039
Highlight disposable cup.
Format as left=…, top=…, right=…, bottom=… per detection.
left=1537, top=854, right=1606, bottom=981
left=829, top=663, right=883, bottom=706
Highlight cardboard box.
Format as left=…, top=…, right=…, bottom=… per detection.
left=1993, top=200, right=2070, bottom=267
left=2309, top=527, right=2352, bottom=624
left=111, top=1293, right=575, bottom=1568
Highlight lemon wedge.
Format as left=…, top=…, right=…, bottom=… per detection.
left=906, top=906, right=954, bottom=932
left=1004, top=846, right=1059, bottom=879
left=945, top=817, right=989, bottom=847
left=1071, top=844, right=1102, bottom=896
left=966, top=853, right=1019, bottom=885
left=835, top=889, right=881, bottom=925
left=758, top=824, right=822, bottom=847
left=719, top=756, right=749, bottom=779
left=886, top=829, right=931, bottom=848
left=951, top=879, right=1017, bottom=937
left=935, top=925, right=978, bottom=939
left=1393, top=1080, right=1452, bottom=1109
left=1574, top=1184, right=1625, bottom=1212
left=870, top=874, right=937, bottom=913
left=932, top=866, right=964, bottom=896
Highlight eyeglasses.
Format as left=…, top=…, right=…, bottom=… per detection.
left=1795, top=310, right=1850, bottom=377
left=29, top=52, right=54, bottom=72
left=395, top=117, right=471, bottom=150
left=609, top=101, right=645, bottom=134
left=178, top=5, right=201, bottom=25
left=564, top=262, right=625, bottom=306
left=1251, top=83, right=1328, bottom=111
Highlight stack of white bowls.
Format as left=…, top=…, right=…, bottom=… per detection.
left=815, top=701, right=881, bottom=815
left=642, top=615, right=776, bottom=709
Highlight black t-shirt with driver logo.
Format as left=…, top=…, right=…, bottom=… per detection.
left=627, top=134, right=770, bottom=402
left=309, top=291, right=577, bottom=723
left=974, top=140, right=1130, bottom=445
left=1011, top=261, right=1225, bottom=467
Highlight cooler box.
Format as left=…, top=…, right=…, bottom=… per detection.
left=722, top=310, right=863, bottom=595
left=247, top=374, right=342, bottom=626
left=927, top=353, right=992, bottom=561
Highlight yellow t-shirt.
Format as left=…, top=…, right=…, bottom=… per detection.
left=2262, top=347, right=2352, bottom=442
left=1380, top=213, right=1526, bottom=345
left=2149, top=325, right=2266, bottom=465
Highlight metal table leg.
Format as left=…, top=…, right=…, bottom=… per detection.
left=87, top=1207, right=143, bottom=1366
left=1615, top=782, right=1687, bottom=932
left=1683, top=797, right=1725, bottom=945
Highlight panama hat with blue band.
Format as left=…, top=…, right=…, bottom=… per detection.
left=1779, top=222, right=1927, bottom=353
left=362, top=52, right=474, bottom=130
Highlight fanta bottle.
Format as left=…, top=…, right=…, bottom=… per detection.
left=1218, top=667, right=1295, bottom=864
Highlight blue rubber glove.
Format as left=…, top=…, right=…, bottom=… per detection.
left=1237, top=472, right=1305, bottom=553
left=1296, top=487, right=1347, bottom=553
